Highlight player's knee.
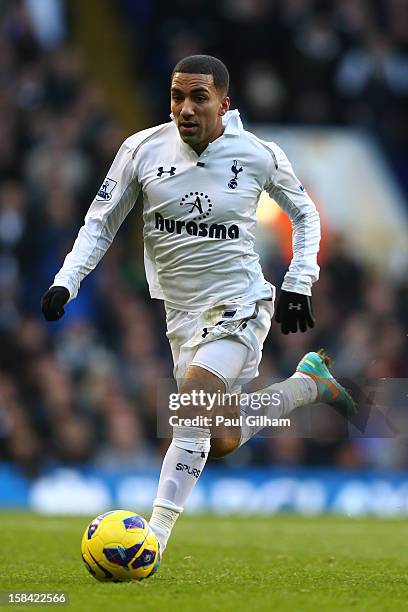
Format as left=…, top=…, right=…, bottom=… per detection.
left=180, top=367, right=225, bottom=397
left=210, top=436, right=239, bottom=458
left=178, top=368, right=225, bottom=419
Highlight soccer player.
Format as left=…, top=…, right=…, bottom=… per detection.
left=41, top=55, right=356, bottom=559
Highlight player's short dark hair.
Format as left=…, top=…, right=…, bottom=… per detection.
left=172, top=55, right=229, bottom=95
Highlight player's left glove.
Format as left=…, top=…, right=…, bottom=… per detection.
left=274, top=290, right=315, bottom=334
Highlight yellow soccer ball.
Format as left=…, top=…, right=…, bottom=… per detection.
left=81, top=510, right=160, bottom=581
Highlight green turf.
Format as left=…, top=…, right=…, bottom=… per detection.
left=1, top=513, right=408, bottom=611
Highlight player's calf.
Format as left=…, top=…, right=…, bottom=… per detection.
left=210, top=436, right=240, bottom=458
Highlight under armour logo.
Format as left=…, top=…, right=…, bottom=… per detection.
left=228, top=160, right=243, bottom=189
left=157, top=166, right=176, bottom=177
left=288, top=303, right=302, bottom=311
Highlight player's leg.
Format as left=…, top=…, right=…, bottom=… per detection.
left=237, top=349, right=357, bottom=449
left=150, top=303, right=253, bottom=555
left=189, top=339, right=248, bottom=457
left=190, top=334, right=318, bottom=458
left=149, top=346, right=331, bottom=553
left=149, top=306, right=203, bottom=554
left=184, top=300, right=316, bottom=457
left=184, top=309, right=357, bottom=457
left=149, top=364, right=228, bottom=553
left=150, top=305, right=357, bottom=552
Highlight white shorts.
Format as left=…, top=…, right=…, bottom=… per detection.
left=165, top=299, right=274, bottom=393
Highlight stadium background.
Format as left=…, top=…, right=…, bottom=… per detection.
left=0, top=0, right=407, bottom=514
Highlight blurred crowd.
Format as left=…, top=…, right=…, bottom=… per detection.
left=0, top=0, right=407, bottom=477
left=125, top=0, right=408, bottom=195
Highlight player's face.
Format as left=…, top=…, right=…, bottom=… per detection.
left=171, top=73, right=230, bottom=155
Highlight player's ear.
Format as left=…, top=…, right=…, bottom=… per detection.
left=219, top=95, right=230, bottom=116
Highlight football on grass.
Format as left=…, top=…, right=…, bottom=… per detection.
left=81, top=510, right=160, bottom=581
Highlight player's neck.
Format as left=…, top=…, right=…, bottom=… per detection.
left=191, top=123, right=225, bottom=156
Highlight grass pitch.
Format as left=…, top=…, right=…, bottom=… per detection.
left=1, top=513, right=408, bottom=611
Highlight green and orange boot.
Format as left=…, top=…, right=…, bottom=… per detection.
left=296, top=349, right=357, bottom=416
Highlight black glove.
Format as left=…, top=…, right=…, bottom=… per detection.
left=41, top=286, right=70, bottom=321
left=275, top=290, right=315, bottom=334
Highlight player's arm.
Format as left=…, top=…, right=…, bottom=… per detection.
left=41, top=138, right=140, bottom=321
left=265, top=144, right=321, bottom=334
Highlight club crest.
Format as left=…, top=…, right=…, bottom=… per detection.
left=228, top=160, right=243, bottom=189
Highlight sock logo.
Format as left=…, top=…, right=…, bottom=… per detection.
left=176, top=463, right=201, bottom=478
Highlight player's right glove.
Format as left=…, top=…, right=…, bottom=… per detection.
left=274, top=289, right=315, bottom=334
left=41, top=286, right=70, bottom=321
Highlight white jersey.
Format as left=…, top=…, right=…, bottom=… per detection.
left=53, top=110, right=320, bottom=312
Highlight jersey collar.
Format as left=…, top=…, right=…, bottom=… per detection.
left=221, top=109, right=243, bottom=136
left=171, top=109, right=243, bottom=157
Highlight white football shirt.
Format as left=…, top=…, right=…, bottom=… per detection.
left=53, top=110, right=320, bottom=312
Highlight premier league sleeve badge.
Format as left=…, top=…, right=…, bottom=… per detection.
left=96, top=177, right=118, bottom=201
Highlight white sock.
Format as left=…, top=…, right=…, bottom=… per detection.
left=149, top=504, right=180, bottom=555
left=238, top=373, right=317, bottom=447
left=150, top=428, right=210, bottom=552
